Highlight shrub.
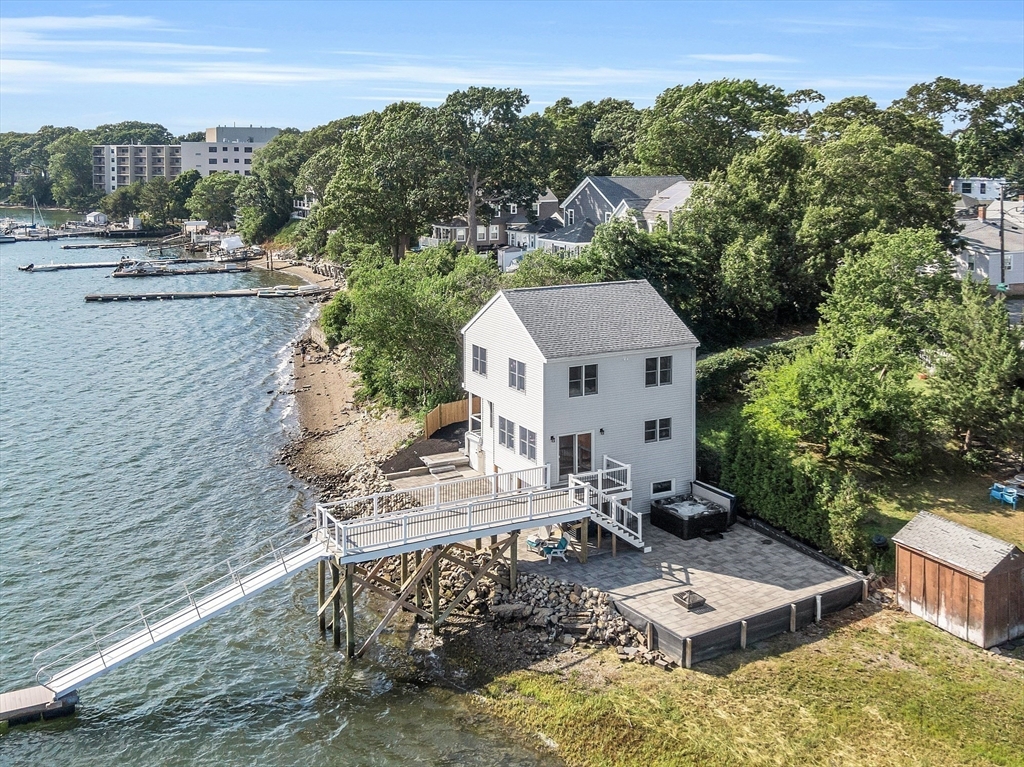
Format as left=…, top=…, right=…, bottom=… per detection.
left=319, top=290, right=352, bottom=348
left=696, top=335, right=815, bottom=403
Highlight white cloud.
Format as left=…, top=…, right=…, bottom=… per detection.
left=0, top=14, right=263, bottom=55
left=688, top=53, right=798, bottom=63
left=0, top=58, right=685, bottom=91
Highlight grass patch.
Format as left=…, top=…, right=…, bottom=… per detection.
left=858, top=449, right=1024, bottom=562
left=482, top=609, right=1024, bottom=767
left=270, top=220, right=302, bottom=247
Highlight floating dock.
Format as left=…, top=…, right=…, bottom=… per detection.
left=85, top=287, right=332, bottom=302
left=111, top=265, right=252, bottom=278
left=61, top=242, right=145, bottom=250
left=0, top=686, right=78, bottom=726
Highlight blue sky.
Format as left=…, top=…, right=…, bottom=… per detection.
left=1, top=0, right=1022, bottom=134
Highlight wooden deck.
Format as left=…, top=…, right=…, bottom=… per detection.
left=0, top=685, right=77, bottom=724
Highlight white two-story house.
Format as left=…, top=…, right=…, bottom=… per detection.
left=461, top=280, right=700, bottom=514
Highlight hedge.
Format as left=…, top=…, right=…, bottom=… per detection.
left=696, top=335, right=815, bottom=403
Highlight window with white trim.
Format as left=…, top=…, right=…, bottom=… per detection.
left=518, top=426, right=537, bottom=461
left=980, top=182, right=987, bottom=195
left=605, top=212, right=612, bottom=223
left=645, top=356, right=672, bottom=386
left=567, top=209, right=575, bottom=225
left=961, top=182, right=972, bottom=194
left=568, top=364, right=598, bottom=397
left=644, top=418, right=672, bottom=443
left=508, top=358, right=525, bottom=391
left=652, top=480, right=674, bottom=496
left=509, top=203, right=517, bottom=214
left=498, top=416, right=516, bottom=450
left=477, top=226, right=487, bottom=241
left=456, top=229, right=466, bottom=242
left=472, top=344, right=487, bottom=376
left=490, top=224, right=499, bottom=240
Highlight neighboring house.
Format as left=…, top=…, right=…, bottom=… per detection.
left=637, top=180, right=695, bottom=232
left=93, top=126, right=280, bottom=194
left=557, top=175, right=689, bottom=247
left=461, top=279, right=700, bottom=514
left=84, top=211, right=107, bottom=225
left=536, top=218, right=597, bottom=255
left=949, top=176, right=1007, bottom=202
left=954, top=204, right=1024, bottom=294
left=423, top=192, right=558, bottom=252
left=292, top=189, right=318, bottom=220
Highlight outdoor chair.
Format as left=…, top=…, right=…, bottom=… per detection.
left=526, top=535, right=544, bottom=553
left=542, top=536, right=569, bottom=564
left=1001, top=488, right=1018, bottom=510
left=990, top=484, right=1006, bottom=504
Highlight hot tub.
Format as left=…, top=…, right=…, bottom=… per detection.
left=651, top=496, right=731, bottom=540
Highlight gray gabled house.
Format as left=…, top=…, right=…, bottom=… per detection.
left=556, top=175, right=690, bottom=247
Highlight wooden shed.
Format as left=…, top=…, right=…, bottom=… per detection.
left=893, top=512, right=1024, bottom=648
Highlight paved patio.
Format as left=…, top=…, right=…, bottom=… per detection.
left=516, top=520, right=862, bottom=658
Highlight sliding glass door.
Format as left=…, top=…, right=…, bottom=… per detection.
left=557, top=432, right=593, bottom=482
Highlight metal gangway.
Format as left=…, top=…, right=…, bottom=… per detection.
left=16, top=462, right=645, bottom=714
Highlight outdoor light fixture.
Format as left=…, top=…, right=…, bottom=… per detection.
left=599, top=428, right=605, bottom=435
left=550, top=435, right=555, bottom=442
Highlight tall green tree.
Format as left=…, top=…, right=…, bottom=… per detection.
left=345, top=245, right=500, bottom=409
left=47, top=131, right=100, bottom=209
left=186, top=173, right=241, bottom=227
left=101, top=182, right=143, bottom=219
left=320, top=102, right=457, bottom=261
left=140, top=176, right=174, bottom=225
left=634, top=79, right=791, bottom=178
left=233, top=131, right=305, bottom=243
left=170, top=169, right=201, bottom=219
left=798, top=123, right=956, bottom=291
left=436, top=87, right=549, bottom=252
left=674, top=132, right=812, bottom=340
left=542, top=97, right=640, bottom=198
left=91, top=121, right=173, bottom=145
left=930, top=282, right=1024, bottom=456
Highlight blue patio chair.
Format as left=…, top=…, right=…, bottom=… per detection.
left=526, top=535, right=544, bottom=554
left=541, top=536, right=569, bottom=564
left=1001, top=488, right=1018, bottom=510
left=990, top=483, right=1006, bottom=504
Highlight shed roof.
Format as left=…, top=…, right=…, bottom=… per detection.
left=538, top=217, right=596, bottom=245
left=497, top=280, right=699, bottom=359
left=892, top=511, right=1022, bottom=579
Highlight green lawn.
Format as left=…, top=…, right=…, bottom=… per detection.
left=482, top=607, right=1024, bottom=767
left=696, top=402, right=1024, bottom=573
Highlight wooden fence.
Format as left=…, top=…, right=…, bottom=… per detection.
left=424, top=397, right=473, bottom=438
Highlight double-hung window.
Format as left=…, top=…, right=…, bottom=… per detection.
left=568, top=364, right=598, bottom=397
left=471, top=344, right=487, bottom=376
left=645, top=356, right=672, bottom=386
left=518, top=426, right=537, bottom=461
left=508, top=358, right=525, bottom=391
left=644, top=418, right=672, bottom=443
left=498, top=417, right=516, bottom=450
left=566, top=209, right=575, bottom=225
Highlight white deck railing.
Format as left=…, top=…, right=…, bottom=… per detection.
left=317, top=482, right=591, bottom=559
left=571, top=455, right=631, bottom=494
left=568, top=475, right=643, bottom=548
left=318, top=465, right=548, bottom=519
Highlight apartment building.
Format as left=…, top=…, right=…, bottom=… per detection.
left=92, top=126, right=281, bottom=193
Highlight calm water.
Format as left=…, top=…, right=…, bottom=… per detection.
left=0, top=230, right=551, bottom=765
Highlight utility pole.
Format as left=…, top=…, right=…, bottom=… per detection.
left=999, top=181, right=1006, bottom=288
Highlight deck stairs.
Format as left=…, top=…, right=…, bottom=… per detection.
left=21, top=462, right=644, bottom=706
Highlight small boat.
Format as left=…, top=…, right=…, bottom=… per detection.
left=19, top=262, right=60, bottom=272
left=0, top=234, right=17, bottom=244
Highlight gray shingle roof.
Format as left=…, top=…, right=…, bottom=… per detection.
left=501, top=280, right=699, bottom=359
left=892, top=511, right=1021, bottom=578
left=586, top=176, right=689, bottom=209
left=539, top=217, right=595, bottom=244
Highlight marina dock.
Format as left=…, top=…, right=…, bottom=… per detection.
left=111, top=265, right=252, bottom=277
left=85, top=286, right=332, bottom=302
